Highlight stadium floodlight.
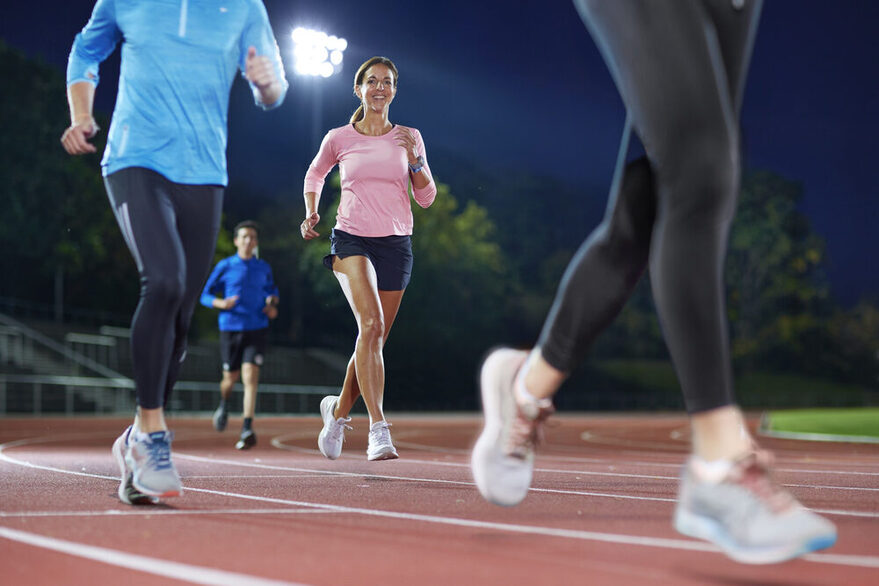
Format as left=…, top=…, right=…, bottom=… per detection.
left=291, top=27, right=347, bottom=78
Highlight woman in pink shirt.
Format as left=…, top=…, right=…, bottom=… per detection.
left=301, top=56, right=437, bottom=461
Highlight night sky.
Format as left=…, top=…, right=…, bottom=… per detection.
left=3, top=0, right=877, bottom=305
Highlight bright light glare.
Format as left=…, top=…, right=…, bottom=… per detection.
left=290, top=27, right=346, bottom=77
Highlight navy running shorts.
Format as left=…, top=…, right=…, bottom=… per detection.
left=323, top=229, right=413, bottom=291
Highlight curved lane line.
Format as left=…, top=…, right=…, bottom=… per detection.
left=0, top=526, right=309, bottom=586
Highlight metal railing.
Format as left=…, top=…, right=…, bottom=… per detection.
left=0, top=313, right=127, bottom=379
left=0, top=374, right=336, bottom=416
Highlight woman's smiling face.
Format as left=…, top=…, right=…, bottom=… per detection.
left=356, top=63, right=397, bottom=114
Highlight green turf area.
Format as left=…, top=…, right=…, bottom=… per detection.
left=762, top=408, right=879, bottom=440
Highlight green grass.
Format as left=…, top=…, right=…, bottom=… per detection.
left=762, top=408, right=879, bottom=439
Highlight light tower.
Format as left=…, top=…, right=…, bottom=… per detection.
left=291, top=27, right=348, bottom=149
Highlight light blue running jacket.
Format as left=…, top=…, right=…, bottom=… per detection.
left=67, top=0, right=289, bottom=185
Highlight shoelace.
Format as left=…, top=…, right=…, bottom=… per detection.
left=728, top=450, right=795, bottom=514
left=331, top=417, right=353, bottom=442
left=505, top=402, right=554, bottom=460
left=370, top=422, right=392, bottom=445
left=145, top=434, right=173, bottom=471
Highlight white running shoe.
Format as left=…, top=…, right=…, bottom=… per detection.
left=317, top=395, right=351, bottom=460
left=367, top=420, right=399, bottom=461
left=471, top=348, right=554, bottom=506
left=121, top=427, right=183, bottom=500
left=674, top=451, right=837, bottom=564
left=112, top=426, right=159, bottom=505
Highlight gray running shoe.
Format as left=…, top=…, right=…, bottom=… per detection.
left=235, top=430, right=257, bottom=450
left=125, top=429, right=183, bottom=499
left=212, top=405, right=228, bottom=432
left=318, top=395, right=351, bottom=460
left=367, top=420, right=398, bottom=461
left=112, top=426, right=159, bottom=505
left=674, top=451, right=837, bottom=564
left=471, top=348, right=554, bottom=507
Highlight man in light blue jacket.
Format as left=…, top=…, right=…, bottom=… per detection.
left=60, top=0, right=289, bottom=505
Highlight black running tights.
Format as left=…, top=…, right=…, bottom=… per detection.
left=538, top=0, right=763, bottom=413
left=104, top=167, right=223, bottom=410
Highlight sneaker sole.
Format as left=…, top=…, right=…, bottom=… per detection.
left=674, top=506, right=837, bottom=564
left=367, top=448, right=399, bottom=461
left=130, top=473, right=183, bottom=499
left=471, top=348, right=530, bottom=507
left=130, top=459, right=184, bottom=498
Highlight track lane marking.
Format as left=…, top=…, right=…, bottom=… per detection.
left=0, top=526, right=309, bottom=585
left=0, top=508, right=339, bottom=518
left=274, top=432, right=879, bottom=476
left=3, top=437, right=876, bottom=517
left=4, top=434, right=879, bottom=569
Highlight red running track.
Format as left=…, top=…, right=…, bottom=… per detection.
left=1, top=414, right=877, bottom=585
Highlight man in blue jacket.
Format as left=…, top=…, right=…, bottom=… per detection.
left=60, top=0, right=288, bottom=504
left=201, top=221, right=280, bottom=450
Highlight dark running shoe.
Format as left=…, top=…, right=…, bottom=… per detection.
left=235, top=430, right=257, bottom=450
left=212, top=405, right=228, bottom=432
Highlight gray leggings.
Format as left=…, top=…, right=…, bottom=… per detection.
left=539, top=0, right=763, bottom=413
left=105, top=167, right=223, bottom=409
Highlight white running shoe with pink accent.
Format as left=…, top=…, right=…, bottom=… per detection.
left=471, top=348, right=554, bottom=506
left=674, top=450, right=837, bottom=564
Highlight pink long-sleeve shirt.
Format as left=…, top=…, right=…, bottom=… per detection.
left=304, top=124, right=437, bottom=237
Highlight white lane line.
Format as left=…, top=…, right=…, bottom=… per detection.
left=185, top=474, right=331, bottom=479
left=272, top=436, right=879, bottom=492
left=0, top=508, right=339, bottom=519
left=0, top=526, right=309, bottom=585
left=272, top=434, right=879, bottom=478
left=3, top=442, right=879, bottom=568
left=175, top=454, right=879, bottom=517
left=3, top=438, right=876, bottom=517
left=787, top=483, right=879, bottom=493
left=179, top=485, right=879, bottom=569
left=272, top=433, right=610, bottom=464
left=778, top=467, right=879, bottom=477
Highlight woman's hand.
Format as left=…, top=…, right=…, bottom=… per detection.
left=301, top=212, right=321, bottom=240
left=395, top=127, right=419, bottom=165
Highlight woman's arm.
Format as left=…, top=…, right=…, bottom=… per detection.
left=301, top=192, right=321, bottom=240
left=401, top=128, right=437, bottom=208
left=301, top=131, right=338, bottom=239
